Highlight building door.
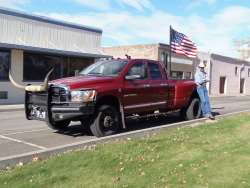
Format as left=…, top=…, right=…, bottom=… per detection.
left=240, top=79, right=245, bottom=93
left=219, top=77, right=226, bottom=94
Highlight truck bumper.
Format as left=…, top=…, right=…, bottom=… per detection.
left=50, top=103, right=95, bottom=121
left=25, top=89, right=95, bottom=122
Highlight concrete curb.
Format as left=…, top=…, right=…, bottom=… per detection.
left=0, top=109, right=249, bottom=169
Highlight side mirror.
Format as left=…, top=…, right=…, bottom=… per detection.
left=125, top=68, right=147, bottom=80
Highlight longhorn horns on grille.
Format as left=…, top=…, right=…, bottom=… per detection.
left=9, top=69, right=54, bottom=92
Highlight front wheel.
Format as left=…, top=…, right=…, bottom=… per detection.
left=90, top=104, right=120, bottom=137
left=46, top=120, right=70, bottom=130
left=180, top=98, right=201, bottom=120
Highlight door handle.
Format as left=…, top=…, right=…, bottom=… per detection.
left=143, top=84, right=151, bottom=88
left=161, top=83, right=168, bottom=87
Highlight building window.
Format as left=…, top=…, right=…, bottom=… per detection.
left=23, top=52, right=61, bottom=81
left=235, top=67, right=238, bottom=76
left=63, top=56, right=93, bottom=77
left=23, top=52, right=94, bottom=81
left=171, top=71, right=183, bottom=79
left=185, top=72, right=192, bottom=79
left=0, top=50, right=10, bottom=81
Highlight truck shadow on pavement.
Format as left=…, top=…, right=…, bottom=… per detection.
left=55, top=111, right=222, bottom=137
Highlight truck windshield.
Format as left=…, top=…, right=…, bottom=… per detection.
left=80, top=60, right=128, bottom=77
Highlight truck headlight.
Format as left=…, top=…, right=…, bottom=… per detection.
left=71, top=90, right=96, bottom=102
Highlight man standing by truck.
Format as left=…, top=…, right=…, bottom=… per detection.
left=195, top=62, right=214, bottom=119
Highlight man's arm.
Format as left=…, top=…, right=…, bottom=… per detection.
left=195, top=72, right=206, bottom=85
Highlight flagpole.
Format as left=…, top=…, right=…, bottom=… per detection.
left=169, top=25, right=172, bottom=78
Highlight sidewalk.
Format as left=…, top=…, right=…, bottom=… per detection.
left=209, top=93, right=249, bottom=98
left=0, top=104, right=24, bottom=112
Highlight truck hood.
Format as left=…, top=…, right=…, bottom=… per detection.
left=50, top=76, right=114, bottom=89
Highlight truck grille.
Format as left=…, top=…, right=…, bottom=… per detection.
left=26, top=84, right=70, bottom=105
left=51, top=85, right=69, bottom=102
left=28, top=93, right=47, bottom=105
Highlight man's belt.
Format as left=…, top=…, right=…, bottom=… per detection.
left=197, top=84, right=206, bottom=86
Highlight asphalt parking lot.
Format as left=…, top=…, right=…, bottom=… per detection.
left=0, top=95, right=249, bottom=168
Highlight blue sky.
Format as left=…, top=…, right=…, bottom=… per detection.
left=1, top=0, right=250, bottom=58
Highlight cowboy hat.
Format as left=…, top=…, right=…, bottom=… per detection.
left=198, top=62, right=205, bottom=68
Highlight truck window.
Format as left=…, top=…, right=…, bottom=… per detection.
left=147, top=62, right=163, bottom=80
left=126, top=61, right=147, bottom=80
left=80, top=60, right=128, bottom=77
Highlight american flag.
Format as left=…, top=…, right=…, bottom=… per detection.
left=170, top=28, right=197, bottom=58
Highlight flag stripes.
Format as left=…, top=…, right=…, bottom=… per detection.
left=170, top=28, right=197, bottom=58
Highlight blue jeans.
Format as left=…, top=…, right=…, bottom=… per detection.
left=197, top=86, right=212, bottom=116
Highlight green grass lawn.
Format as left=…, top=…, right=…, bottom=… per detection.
left=1, top=113, right=250, bottom=188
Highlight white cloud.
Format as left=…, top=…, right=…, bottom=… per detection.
left=187, top=1, right=202, bottom=9
left=71, top=0, right=154, bottom=11
left=187, top=0, right=217, bottom=9
left=0, top=0, right=32, bottom=10
left=118, top=0, right=154, bottom=12
left=213, top=6, right=250, bottom=26
left=72, top=0, right=111, bottom=11
left=41, top=5, right=250, bottom=58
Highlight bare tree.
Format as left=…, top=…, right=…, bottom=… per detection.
left=234, top=36, right=250, bottom=60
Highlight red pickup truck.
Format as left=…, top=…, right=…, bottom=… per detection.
left=10, top=58, right=201, bottom=137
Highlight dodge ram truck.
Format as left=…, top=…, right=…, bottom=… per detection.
left=9, top=58, right=201, bottom=137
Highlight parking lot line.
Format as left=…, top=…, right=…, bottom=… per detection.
left=2, top=128, right=50, bottom=136
left=0, top=135, right=47, bottom=150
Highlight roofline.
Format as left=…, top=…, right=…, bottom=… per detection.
left=0, top=43, right=112, bottom=59
left=0, top=6, right=102, bottom=34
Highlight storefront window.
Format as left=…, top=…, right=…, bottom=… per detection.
left=23, top=53, right=61, bottom=81
left=0, top=51, right=10, bottom=80
left=23, top=52, right=94, bottom=81
left=63, top=56, right=93, bottom=77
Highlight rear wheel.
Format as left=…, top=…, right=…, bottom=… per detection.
left=46, top=120, right=70, bottom=130
left=90, top=104, right=120, bottom=137
left=180, top=98, right=201, bottom=120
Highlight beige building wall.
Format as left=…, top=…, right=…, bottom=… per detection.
left=210, top=54, right=250, bottom=95
left=1, top=50, right=25, bottom=104
left=102, top=43, right=159, bottom=60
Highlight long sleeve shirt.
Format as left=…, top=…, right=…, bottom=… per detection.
left=194, top=70, right=210, bottom=86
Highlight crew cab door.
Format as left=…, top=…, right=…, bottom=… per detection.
left=146, top=61, right=168, bottom=110
left=121, top=61, right=152, bottom=114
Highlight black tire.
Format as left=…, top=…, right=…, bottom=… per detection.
left=90, top=104, right=120, bottom=137
left=180, top=98, right=201, bottom=120
left=46, top=120, right=70, bottom=130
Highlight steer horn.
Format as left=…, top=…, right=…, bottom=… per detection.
left=9, top=69, right=54, bottom=92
